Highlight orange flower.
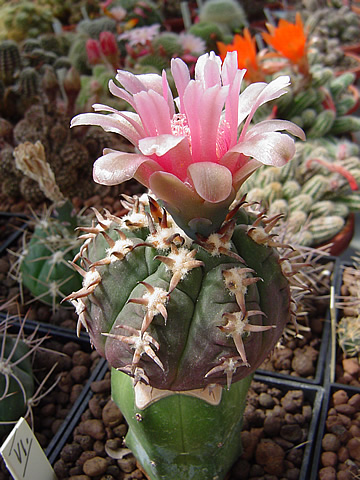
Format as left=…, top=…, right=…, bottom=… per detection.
left=217, top=29, right=264, bottom=82
left=262, top=12, right=308, bottom=74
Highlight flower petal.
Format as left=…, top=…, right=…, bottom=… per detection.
left=188, top=162, right=233, bottom=203
left=195, top=52, right=222, bottom=88
left=245, top=119, right=305, bottom=141
left=71, top=112, right=142, bottom=145
left=139, top=135, right=192, bottom=180
left=133, top=90, right=172, bottom=137
left=239, top=76, right=291, bottom=139
left=171, top=57, right=191, bottom=114
left=93, top=149, right=160, bottom=186
left=227, top=131, right=296, bottom=167
left=115, top=70, right=163, bottom=95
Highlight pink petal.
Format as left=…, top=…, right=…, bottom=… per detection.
left=139, top=135, right=192, bottom=180
left=188, top=162, right=233, bottom=203
left=228, top=131, right=296, bottom=167
left=133, top=90, right=172, bottom=137
left=162, top=69, right=175, bottom=117
left=183, top=80, right=202, bottom=161
left=237, top=82, right=268, bottom=126
left=115, top=70, right=163, bottom=95
left=239, top=76, right=291, bottom=140
left=171, top=57, right=191, bottom=114
left=223, top=68, right=245, bottom=148
left=93, top=149, right=160, bottom=186
left=108, top=80, right=135, bottom=108
left=195, top=52, right=222, bottom=88
left=245, top=119, right=305, bottom=141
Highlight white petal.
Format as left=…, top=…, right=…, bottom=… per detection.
left=93, top=151, right=155, bottom=185
left=245, top=119, right=305, bottom=141
left=228, top=132, right=296, bottom=167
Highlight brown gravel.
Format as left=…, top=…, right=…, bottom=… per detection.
left=318, top=389, right=360, bottom=479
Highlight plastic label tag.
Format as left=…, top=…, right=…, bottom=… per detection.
left=0, top=417, right=57, bottom=480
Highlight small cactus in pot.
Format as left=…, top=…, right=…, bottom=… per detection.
left=66, top=51, right=306, bottom=479
left=9, top=140, right=86, bottom=312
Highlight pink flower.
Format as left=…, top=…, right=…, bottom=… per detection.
left=99, top=31, right=118, bottom=58
left=86, top=39, right=102, bottom=65
left=71, top=51, right=305, bottom=237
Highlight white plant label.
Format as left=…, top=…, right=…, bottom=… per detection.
left=0, top=417, right=57, bottom=480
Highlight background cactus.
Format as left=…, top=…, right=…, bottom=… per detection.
left=0, top=316, right=35, bottom=438
left=240, top=136, right=360, bottom=247
left=337, top=259, right=360, bottom=359
left=197, top=0, right=248, bottom=36
left=16, top=201, right=85, bottom=311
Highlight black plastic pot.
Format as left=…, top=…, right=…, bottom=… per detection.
left=0, top=212, right=28, bottom=254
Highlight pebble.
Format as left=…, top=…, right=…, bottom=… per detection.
left=255, top=439, right=285, bottom=475
left=83, top=456, right=108, bottom=476
left=347, top=437, right=360, bottom=461
left=78, top=419, right=106, bottom=440
left=102, top=399, right=123, bottom=427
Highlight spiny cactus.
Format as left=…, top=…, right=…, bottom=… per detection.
left=64, top=194, right=309, bottom=478
left=336, top=258, right=360, bottom=359
left=0, top=40, right=21, bottom=86
left=0, top=1, right=54, bottom=42
left=198, top=0, right=247, bottom=35
left=0, top=314, right=39, bottom=438
left=66, top=50, right=307, bottom=479
left=337, top=316, right=360, bottom=358
left=273, top=68, right=360, bottom=138
left=241, top=136, right=360, bottom=248
left=15, top=202, right=85, bottom=311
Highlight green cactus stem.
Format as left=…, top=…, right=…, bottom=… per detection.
left=112, top=368, right=252, bottom=480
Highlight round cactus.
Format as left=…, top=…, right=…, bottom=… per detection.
left=0, top=330, right=34, bottom=438
left=19, top=201, right=85, bottom=311
left=66, top=195, right=294, bottom=390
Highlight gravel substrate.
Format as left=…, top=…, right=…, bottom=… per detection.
left=318, top=389, right=360, bottom=480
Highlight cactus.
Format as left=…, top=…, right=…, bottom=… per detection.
left=241, top=136, right=360, bottom=247
left=7, top=141, right=88, bottom=312
left=17, top=201, right=85, bottom=311
left=337, top=316, right=360, bottom=358
left=0, top=40, right=21, bottom=86
left=0, top=1, right=54, bottom=42
left=336, top=259, right=360, bottom=359
left=0, top=315, right=37, bottom=438
left=198, top=0, right=247, bottom=35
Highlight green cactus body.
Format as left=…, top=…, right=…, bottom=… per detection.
left=0, top=335, right=34, bottom=437
left=20, top=201, right=84, bottom=309
left=337, top=316, right=360, bottom=358
left=65, top=195, right=295, bottom=478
